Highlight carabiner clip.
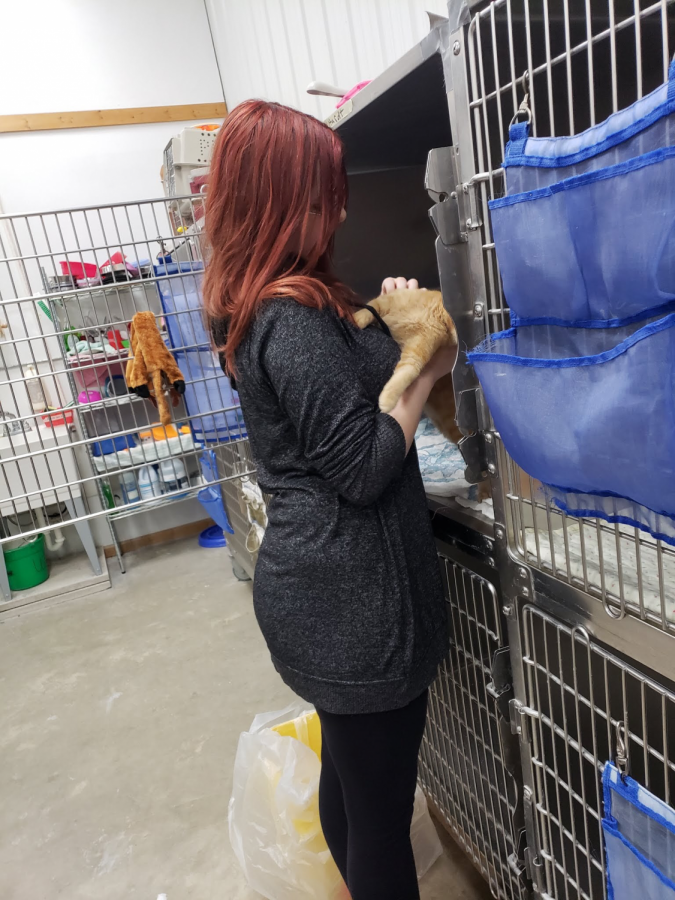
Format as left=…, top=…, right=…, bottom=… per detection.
left=615, top=717, right=630, bottom=783
left=510, top=70, right=532, bottom=127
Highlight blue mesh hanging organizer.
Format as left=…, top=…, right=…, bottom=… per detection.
left=471, top=60, right=675, bottom=546
left=603, top=763, right=675, bottom=899
left=468, top=318, right=675, bottom=545
left=490, top=62, right=675, bottom=325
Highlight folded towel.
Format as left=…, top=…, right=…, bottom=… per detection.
left=414, top=417, right=472, bottom=498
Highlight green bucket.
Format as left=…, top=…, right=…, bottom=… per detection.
left=3, top=534, right=49, bottom=591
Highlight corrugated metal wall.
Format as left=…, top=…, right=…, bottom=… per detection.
left=205, top=0, right=450, bottom=120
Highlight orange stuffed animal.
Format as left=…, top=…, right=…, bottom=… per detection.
left=125, top=312, right=185, bottom=426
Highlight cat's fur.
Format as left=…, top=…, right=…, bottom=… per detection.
left=353, top=288, right=463, bottom=445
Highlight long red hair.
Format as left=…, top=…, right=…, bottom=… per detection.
left=203, top=99, right=353, bottom=372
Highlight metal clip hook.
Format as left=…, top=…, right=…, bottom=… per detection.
left=510, top=70, right=532, bottom=126
left=615, top=716, right=630, bottom=782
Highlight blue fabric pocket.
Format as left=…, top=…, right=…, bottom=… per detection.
left=490, top=148, right=675, bottom=323
left=603, top=763, right=675, bottom=900
left=504, top=60, right=675, bottom=193
left=468, top=316, right=675, bottom=545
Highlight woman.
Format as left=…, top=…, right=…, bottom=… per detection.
left=204, top=100, right=455, bottom=900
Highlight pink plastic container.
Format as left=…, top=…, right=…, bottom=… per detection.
left=69, top=354, right=126, bottom=394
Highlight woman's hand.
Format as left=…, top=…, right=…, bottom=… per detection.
left=381, top=276, right=425, bottom=293
left=425, top=344, right=458, bottom=382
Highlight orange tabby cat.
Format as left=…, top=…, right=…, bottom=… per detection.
left=353, top=288, right=463, bottom=445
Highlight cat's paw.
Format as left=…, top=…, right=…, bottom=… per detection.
left=378, top=385, right=401, bottom=414
left=353, top=307, right=374, bottom=329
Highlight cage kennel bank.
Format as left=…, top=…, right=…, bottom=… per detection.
left=327, top=2, right=675, bottom=898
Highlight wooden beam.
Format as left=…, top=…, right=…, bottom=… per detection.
left=102, top=518, right=213, bottom=558
left=0, top=103, right=227, bottom=134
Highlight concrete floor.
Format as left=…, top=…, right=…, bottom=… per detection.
left=0, top=538, right=493, bottom=900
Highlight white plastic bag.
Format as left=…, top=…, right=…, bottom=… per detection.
left=229, top=704, right=442, bottom=900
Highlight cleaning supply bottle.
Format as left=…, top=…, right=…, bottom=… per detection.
left=138, top=465, right=161, bottom=500
left=159, top=458, right=188, bottom=492
left=120, top=470, right=140, bottom=504
left=24, top=365, right=50, bottom=413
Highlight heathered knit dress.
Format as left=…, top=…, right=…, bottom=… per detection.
left=231, top=299, right=448, bottom=715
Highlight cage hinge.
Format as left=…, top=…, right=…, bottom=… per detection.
left=487, top=646, right=513, bottom=714
left=524, top=846, right=546, bottom=894
left=460, top=180, right=483, bottom=233
left=509, top=699, right=538, bottom=743
left=505, top=826, right=530, bottom=888
left=507, top=851, right=527, bottom=881
left=425, top=146, right=466, bottom=246
left=522, top=786, right=546, bottom=893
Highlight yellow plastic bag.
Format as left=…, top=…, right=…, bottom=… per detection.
left=229, top=704, right=442, bottom=900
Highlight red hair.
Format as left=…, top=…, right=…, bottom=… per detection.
left=203, top=99, right=353, bottom=372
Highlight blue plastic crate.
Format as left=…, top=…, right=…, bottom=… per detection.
left=154, top=261, right=207, bottom=351
left=175, top=348, right=246, bottom=443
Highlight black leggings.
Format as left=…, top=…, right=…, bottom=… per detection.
left=316, top=690, right=429, bottom=900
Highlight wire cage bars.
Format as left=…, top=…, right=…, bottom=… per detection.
left=520, top=604, right=675, bottom=899
left=462, top=0, right=675, bottom=633
left=0, top=195, right=252, bottom=564
left=419, top=553, right=528, bottom=899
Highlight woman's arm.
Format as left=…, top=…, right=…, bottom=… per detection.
left=259, top=303, right=408, bottom=507
left=379, top=275, right=456, bottom=450
left=388, top=344, right=457, bottom=452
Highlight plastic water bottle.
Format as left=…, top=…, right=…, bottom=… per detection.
left=138, top=465, right=161, bottom=500
left=159, top=458, right=188, bottom=492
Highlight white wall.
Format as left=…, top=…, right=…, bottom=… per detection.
left=0, top=0, right=225, bottom=546
left=0, top=0, right=224, bottom=215
left=205, top=0, right=450, bottom=120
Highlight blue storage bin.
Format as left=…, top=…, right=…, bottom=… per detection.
left=176, top=348, right=246, bottom=443
left=154, top=261, right=207, bottom=351
left=503, top=60, right=675, bottom=194
left=490, top=147, right=675, bottom=324
left=602, top=763, right=675, bottom=900
left=468, top=316, right=675, bottom=545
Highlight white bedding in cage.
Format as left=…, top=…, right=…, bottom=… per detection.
left=91, top=432, right=202, bottom=473
left=455, top=497, right=675, bottom=619
left=522, top=522, right=675, bottom=619
left=415, top=418, right=473, bottom=498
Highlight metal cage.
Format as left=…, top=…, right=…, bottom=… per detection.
left=458, top=0, right=675, bottom=631
left=430, top=0, right=675, bottom=896
left=419, top=548, right=528, bottom=899
left=0, top=196, right=254, bottom=578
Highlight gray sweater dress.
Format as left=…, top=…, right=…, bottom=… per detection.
left=232, top=299, right=448, bottom=715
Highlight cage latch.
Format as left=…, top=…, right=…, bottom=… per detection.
left=509, top=698, right=538, bottom=743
